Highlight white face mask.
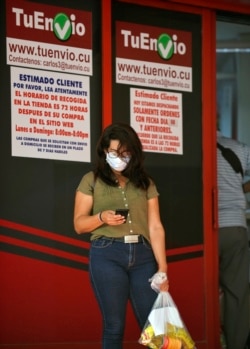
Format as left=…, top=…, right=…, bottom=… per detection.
left=106, top=152, right=130, bottom=172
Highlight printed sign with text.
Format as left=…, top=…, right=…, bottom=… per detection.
left=130, top=87, right=183, bottom=154
left=116, top=21, right=192, bottom=92
left=6, top=0, right=92, bottom=75
left=11, top=67, right=90, bottom=162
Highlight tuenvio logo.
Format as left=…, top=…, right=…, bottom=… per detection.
left=121, top=30, right=187, bottom=60
left=12, top=7, right=86, bottom=41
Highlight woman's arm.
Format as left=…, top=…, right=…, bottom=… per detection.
left=148, top=196, right=169, bottom=291
left=74, top=191, right=104, bottom=234
left=73, top=190, right=125, bottom=234
left=148, top=196, right=168, bottom=273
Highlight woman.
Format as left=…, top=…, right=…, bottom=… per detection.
left=74, top=122, right=168, bottom=349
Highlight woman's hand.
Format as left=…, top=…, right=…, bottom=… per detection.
left=159, top=278, right=169, bottom=292
left=150, top=271, right=169, bottom=293
left=100, top=210, right=126, bottom=225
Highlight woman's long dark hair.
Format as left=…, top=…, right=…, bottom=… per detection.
left=94, top=122, right=150, bottom=190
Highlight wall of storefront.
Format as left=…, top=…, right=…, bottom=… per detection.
left=0, top=1, right=249, bottom=348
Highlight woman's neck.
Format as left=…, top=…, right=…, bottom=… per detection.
left=114, top=172, right=127, bottom=187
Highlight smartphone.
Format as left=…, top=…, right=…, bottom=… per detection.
left=115, top=209, right=129, bottom=222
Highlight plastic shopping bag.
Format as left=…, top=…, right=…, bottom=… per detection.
left=139, top=291, right=196, bottom=349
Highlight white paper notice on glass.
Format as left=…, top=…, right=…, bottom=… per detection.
left=148, top=306, right=183, bottom=336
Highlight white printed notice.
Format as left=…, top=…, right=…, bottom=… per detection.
left=130, top=88, right=183, bottom=155
left=11, top=66, right=90, bottom=162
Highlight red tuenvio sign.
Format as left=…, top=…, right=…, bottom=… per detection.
left=116, top=21, right=192, bottom=67
left=6, top=0, right=92, bottom=49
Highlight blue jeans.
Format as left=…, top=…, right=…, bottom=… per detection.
left=89, top=237, right=158, bottom=349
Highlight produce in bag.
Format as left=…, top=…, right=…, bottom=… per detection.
left=139, top=292, right=196, bottom=349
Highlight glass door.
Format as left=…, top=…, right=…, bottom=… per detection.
left=216, top=13, right=250, bottom=346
